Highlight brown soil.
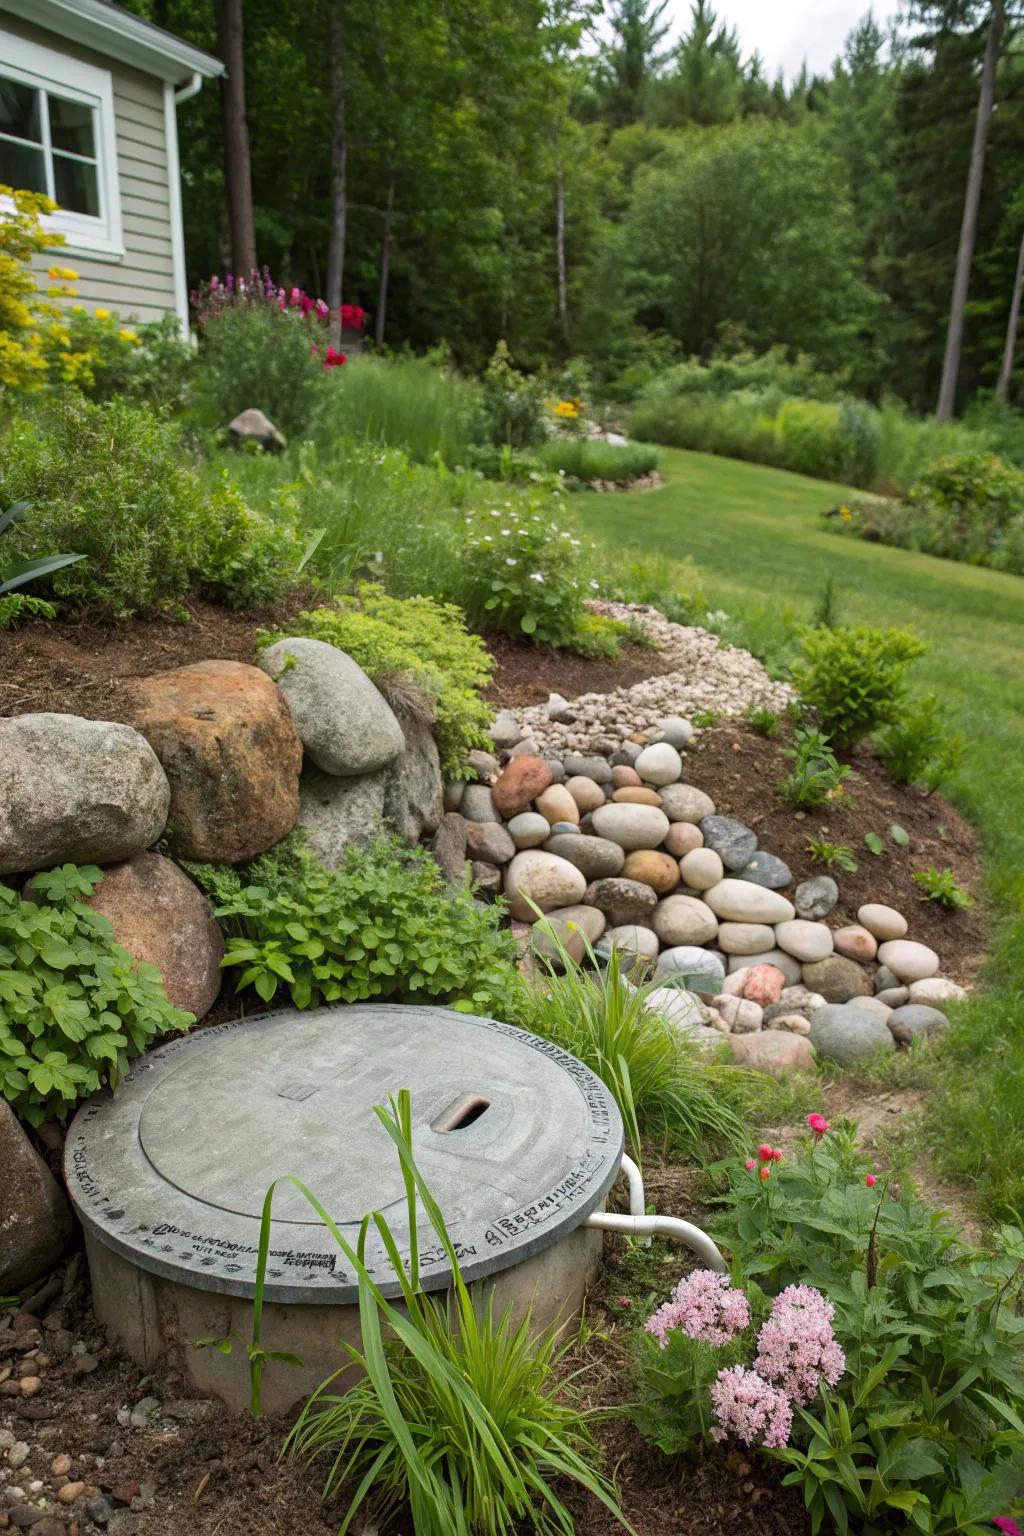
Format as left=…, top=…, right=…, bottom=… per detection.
left=684, top=722, right=987, bottom=986
left=482, top=629, right=679, bottom=710
left=0, top=593, right=312, bottom=723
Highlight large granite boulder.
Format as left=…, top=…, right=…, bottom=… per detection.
left=0, top=714, right=169, bottom=877
left=82, top=853, right=224, bottom=1019
left=258, top=637, right=405, bottom=777
left=297, top=767, right=387, bottom=868
left=133, top=661, right=302, bottom=863
left=382, top=708, right=443, bottom=844
left=0, top=1103, right=74, bottom=1292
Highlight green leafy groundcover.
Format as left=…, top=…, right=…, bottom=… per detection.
left=0, top=864, right=192, bottom=1124
left=187, top=835, right=518, bottom=1016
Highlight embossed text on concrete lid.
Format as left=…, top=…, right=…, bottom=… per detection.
left=65, top=1004, right=623, bottom=1304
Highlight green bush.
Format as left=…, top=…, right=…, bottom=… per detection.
left=778, top=727, right=852, bottom=809
left=480, top=341, right=546, bottom=449
left=0, top=395, right=306, bottom=617
left=316, top=355, right=480, bottom=467
left=600, top=546, right=705, bottom=626
left=0, top=865, right=192, bottom=1125
left=192, top=836, right=518, bottom=1014
left=192, top=303, right=327, bottom=437
left=793, top=624, right=926, bottom=745
left=77, top=312, right=195, bottom=413
left=536, top=437, right=660, bottom=483
left=874, top=694, right=964, bottom=792
left=262, top=583, right=493, bottom=778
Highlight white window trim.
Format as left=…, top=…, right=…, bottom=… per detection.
left=0, top=30, right=124, bottom=259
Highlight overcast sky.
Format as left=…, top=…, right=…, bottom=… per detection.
left=664, top=0, right=905, bottom=80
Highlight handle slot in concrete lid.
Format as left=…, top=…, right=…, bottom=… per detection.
left=432, top=1094, right=491, bottom=1133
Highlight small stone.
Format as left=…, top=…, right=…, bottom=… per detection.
left=652, top=894, right=718, bottom=947
left=664, top=822, right=704, bottom=858
left=586, top=878, right=658, bottom=927
left=227, top=406, right=284, bottom=450
left=802, top=955, right=873, bottom=1004
left=50, top=1458, right=71, bottom=1478
left=460, top=784, right=498, bottom=823
left=562, top=755, right=612, bottom=784
left=18, top=1379, right=40, bottom=1398
left=876, top=986, right=910, bottom=1008
left=711, top=994, right=763, bottom=1033
left=128, top=1397, right=160, bottom=1430
left=7, top=1445, right=29, bottom=1470
left=656, top=948, right=726, bottom=993
left=652, top=715, right=693, bottom=749
left=491, top=756, right=552, bottom=817
left=489, top=710, right=524, bottom=749
left=57, top=1484, right=86, bottom=1504
left=611, top=766, right=641, bottom=788
left=764, top=985, right=826, bottom=1022
left=645, top=988, right=709, bottom=1034
left=774, top=920, right=834, bottom=964
left=635, top=742, right=683, bottom=786
left=622, top=850, right=680, bottom=895
left=726, top=948, right=802, bottom=985
left=857, top=903, right=908, bottom=941
left=736, top=852, right=792, bottom=891
left=531, top=905, right=606, bottom=966
left=908, top=976, right=967, bottom=1008
left=534, top=785, right=580, bottom=827
left=610, top=742, right=642, bottom=767
left=833, top=925, right=878, bottom=963
left=742, top=964, right=786, bottom=1007
left=717, top=922, right=774, bottom=955
left=611, top=786, right=663, bottom=807
left=810, top=1004, right=895, bottom=1064
left=729, top=1032, right=817, bottom=1076
left=110, top=1480, right=140, bottom=1507
left=504, top=851, right=586, bottom=922
left=565, top=777, right=606, bottom=814
left=84, top=1497, right=115, bottom=1526
left=699, top=816, right=757, bottom=871
left=766, top=1013, right=812, bottom=1035
left=9, top=1510, right=46, bottom=1530
left=679, top=848, right=724, bottom=891
left=658, top=784, right=715, bottom=824
left=794, top=876, right=839, bottom=920
left=888, top=1004, right=950, bottom=1040
left=590, top=803, right=670, bottom=851
left=703, top=881, right=795, bottom=924
left=504, top=811, right=548, bottom=850
left=545, top=758, right=567, bottom=785
left=876, top=940, right=940, bottom=983
left=543, top=833, right=624, bottom=881
left=464, top=821, right=516, bottom=867
left=874, top=965, right=902, bottom=993
left=431, top=813, right=467, bottom=884
left=443, top=782, right=466, bottom=812
left=605, top=925, right=659, bottom=959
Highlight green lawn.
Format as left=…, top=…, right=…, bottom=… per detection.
left=577, top=447, right=1024, bottom=1215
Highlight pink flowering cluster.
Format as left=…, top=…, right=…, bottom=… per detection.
left=645, top=1269, right=750, bottom=1350
left=190, top=267, right=331, bottom=327
left=709, top=1366, right=793, bottom=1449
left=754, top=1285, right=846, bottom=1405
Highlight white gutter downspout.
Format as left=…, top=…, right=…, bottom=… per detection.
left=583, top=1155, right=729, bottom=1274
left=164, top=74, right=203, bottom=337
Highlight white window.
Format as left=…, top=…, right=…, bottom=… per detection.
left=0, top=32, right=123, bottom=258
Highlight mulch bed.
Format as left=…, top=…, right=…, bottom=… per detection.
left=482, top=628, right=679, bottom=710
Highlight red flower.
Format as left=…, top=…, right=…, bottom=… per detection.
left=807, top=1113, right=830, bottom=1137
left=758, top=1144, right=773, bottom=1161
left=865, top=1174, right=877, bottom=1188
left=323, top=346, right=347, bottom=368
left=771, top=1147, right=783, bottom=1162
left=759, top=1165, right=771, bottom=1182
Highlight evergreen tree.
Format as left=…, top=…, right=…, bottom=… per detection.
left=593, top=0, right=672, bottom=127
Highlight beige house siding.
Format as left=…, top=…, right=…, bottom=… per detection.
left=4, top=11, right=179, bottom=324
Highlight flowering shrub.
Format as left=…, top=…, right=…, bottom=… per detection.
left=457, top=495, right=615, bottom=652
left=646, top=1269, right=750, bottom=1349
left=709, top=1365, right=794, bottom=1449
left=479, top=341, right=546, bottom=449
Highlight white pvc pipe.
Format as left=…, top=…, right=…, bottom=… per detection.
left=174, top=72, right=203, bottom=106
left=584, top=1210, right=728, bottom=1274
left=620, top=1153, right=646, bottom=1220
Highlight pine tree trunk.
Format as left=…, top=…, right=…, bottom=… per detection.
left=215, top=0, right=257, bottom=276
left=326, top=0, right=349, bottom=343
left=556, top=152, right=569, bottom=348
left=375, top=180, right=395, bottom=349
left=935, top=0, right=1004, bottom=420
left=996, top=224, right=1024, bottom=403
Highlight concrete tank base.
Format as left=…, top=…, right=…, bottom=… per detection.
left=87, top=1218, right=604, bottom=1415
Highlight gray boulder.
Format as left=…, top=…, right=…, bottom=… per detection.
left=543, top=833, right=625, bottom=881
left=586, top=877, right=658, bottom=927
left=699, top=815, right=757, bottom=871
left=888, top=1004, right=950, bottom=1042
left=810, top=1004, right=896, bottom=1065
left=297, top=765, right=387, bottom=867
left=382, top=709, right=443, bottom=843
left=0, top=713, right=169, bottom=876
left=1, top=1102, right=74, bottom=1291
left=737, top=851, right=792, bottom=890
left=794, top=876, right=839, bottom=920
left=259, top=637, right=405, bottom=777
left=227, top=407, right=285, bottom=451
left=431, top=813, right=468, bottom=884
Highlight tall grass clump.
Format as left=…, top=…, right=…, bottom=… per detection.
left=537, top=438, right=659, bottom=483
left=519, top=924, right=748, bottom=1166
left=253, top=1090, right=630, bottom=1535
left=318, top=355, right=480, bottom=467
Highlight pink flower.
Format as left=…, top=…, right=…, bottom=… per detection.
left=993, top=1520, right=1022, bottom=1536
left=759, top=1165, right=771, bottom=1182
left=758, top=1143, right=773, bottom=1161
left=865, top=1174, right=877, bottom=1188
left=645, top=1270, right=750, bottom=1349
left=807, top=1113, right=830, bottom=1137
left=710, top=1365, right=793, bottom=1449
left=745, top=1159, right=756, bottom=1171
left=617, top=1297, right=633, bottom=1309
left=771, top=1147, right=783, bottom=1162
left=754, top=1285, right=845, bottom=1406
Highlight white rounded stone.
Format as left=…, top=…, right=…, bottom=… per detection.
left=658, top=784, right=716, bottom=824
left=876, top=939, right=940, bottom=983
left=710, top=993, right=763, bottom=1034
left=908, top=976, right=967, bottom=1007
left=635, top=742, right=683, bottom=787
left=773, top=920, right=834, bottom=963
left=833, top=924, right=878, bottom=962
left=652, top=894, right=718, bottom=946
left=645, top=987, right=708, bottom=1033
left=506, top=811, right=551, bottom=849
left=703, top=879, right=795, bottom=924
left=767, top=1013, right=812, bottom=1036
left=606, top=924, right=660, bottom=959
left=857, top=903, right=908, bottom=942
left=504, top=851, right=587, bottom=922
left=565, top=776, right=605, bottom=814
left=679, top=848, right=724, bottom=891
left=717, top=922, right=774, bottom=955
left=591, top=803, right=671, bottom=851
left=852, top=995, right=893, bottom=1022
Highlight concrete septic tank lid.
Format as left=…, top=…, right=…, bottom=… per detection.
left=65, top=1004, right=623, bottom=1306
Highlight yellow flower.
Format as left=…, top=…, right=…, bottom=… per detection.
left=94, top=307, right=110, bottom=320
left=48, top=265, right=61, bottom=279
left=59, top=267, right=78, bottom=281
left=118, top=327, right=139, bottom=345
left=554, top=400, right=579, bottom=419
left=71, top=304, right=86, bottom=313
left=839, top=505, right=853, bottom=523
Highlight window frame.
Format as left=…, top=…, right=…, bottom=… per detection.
left=0, top=31, right=124, bottom=260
